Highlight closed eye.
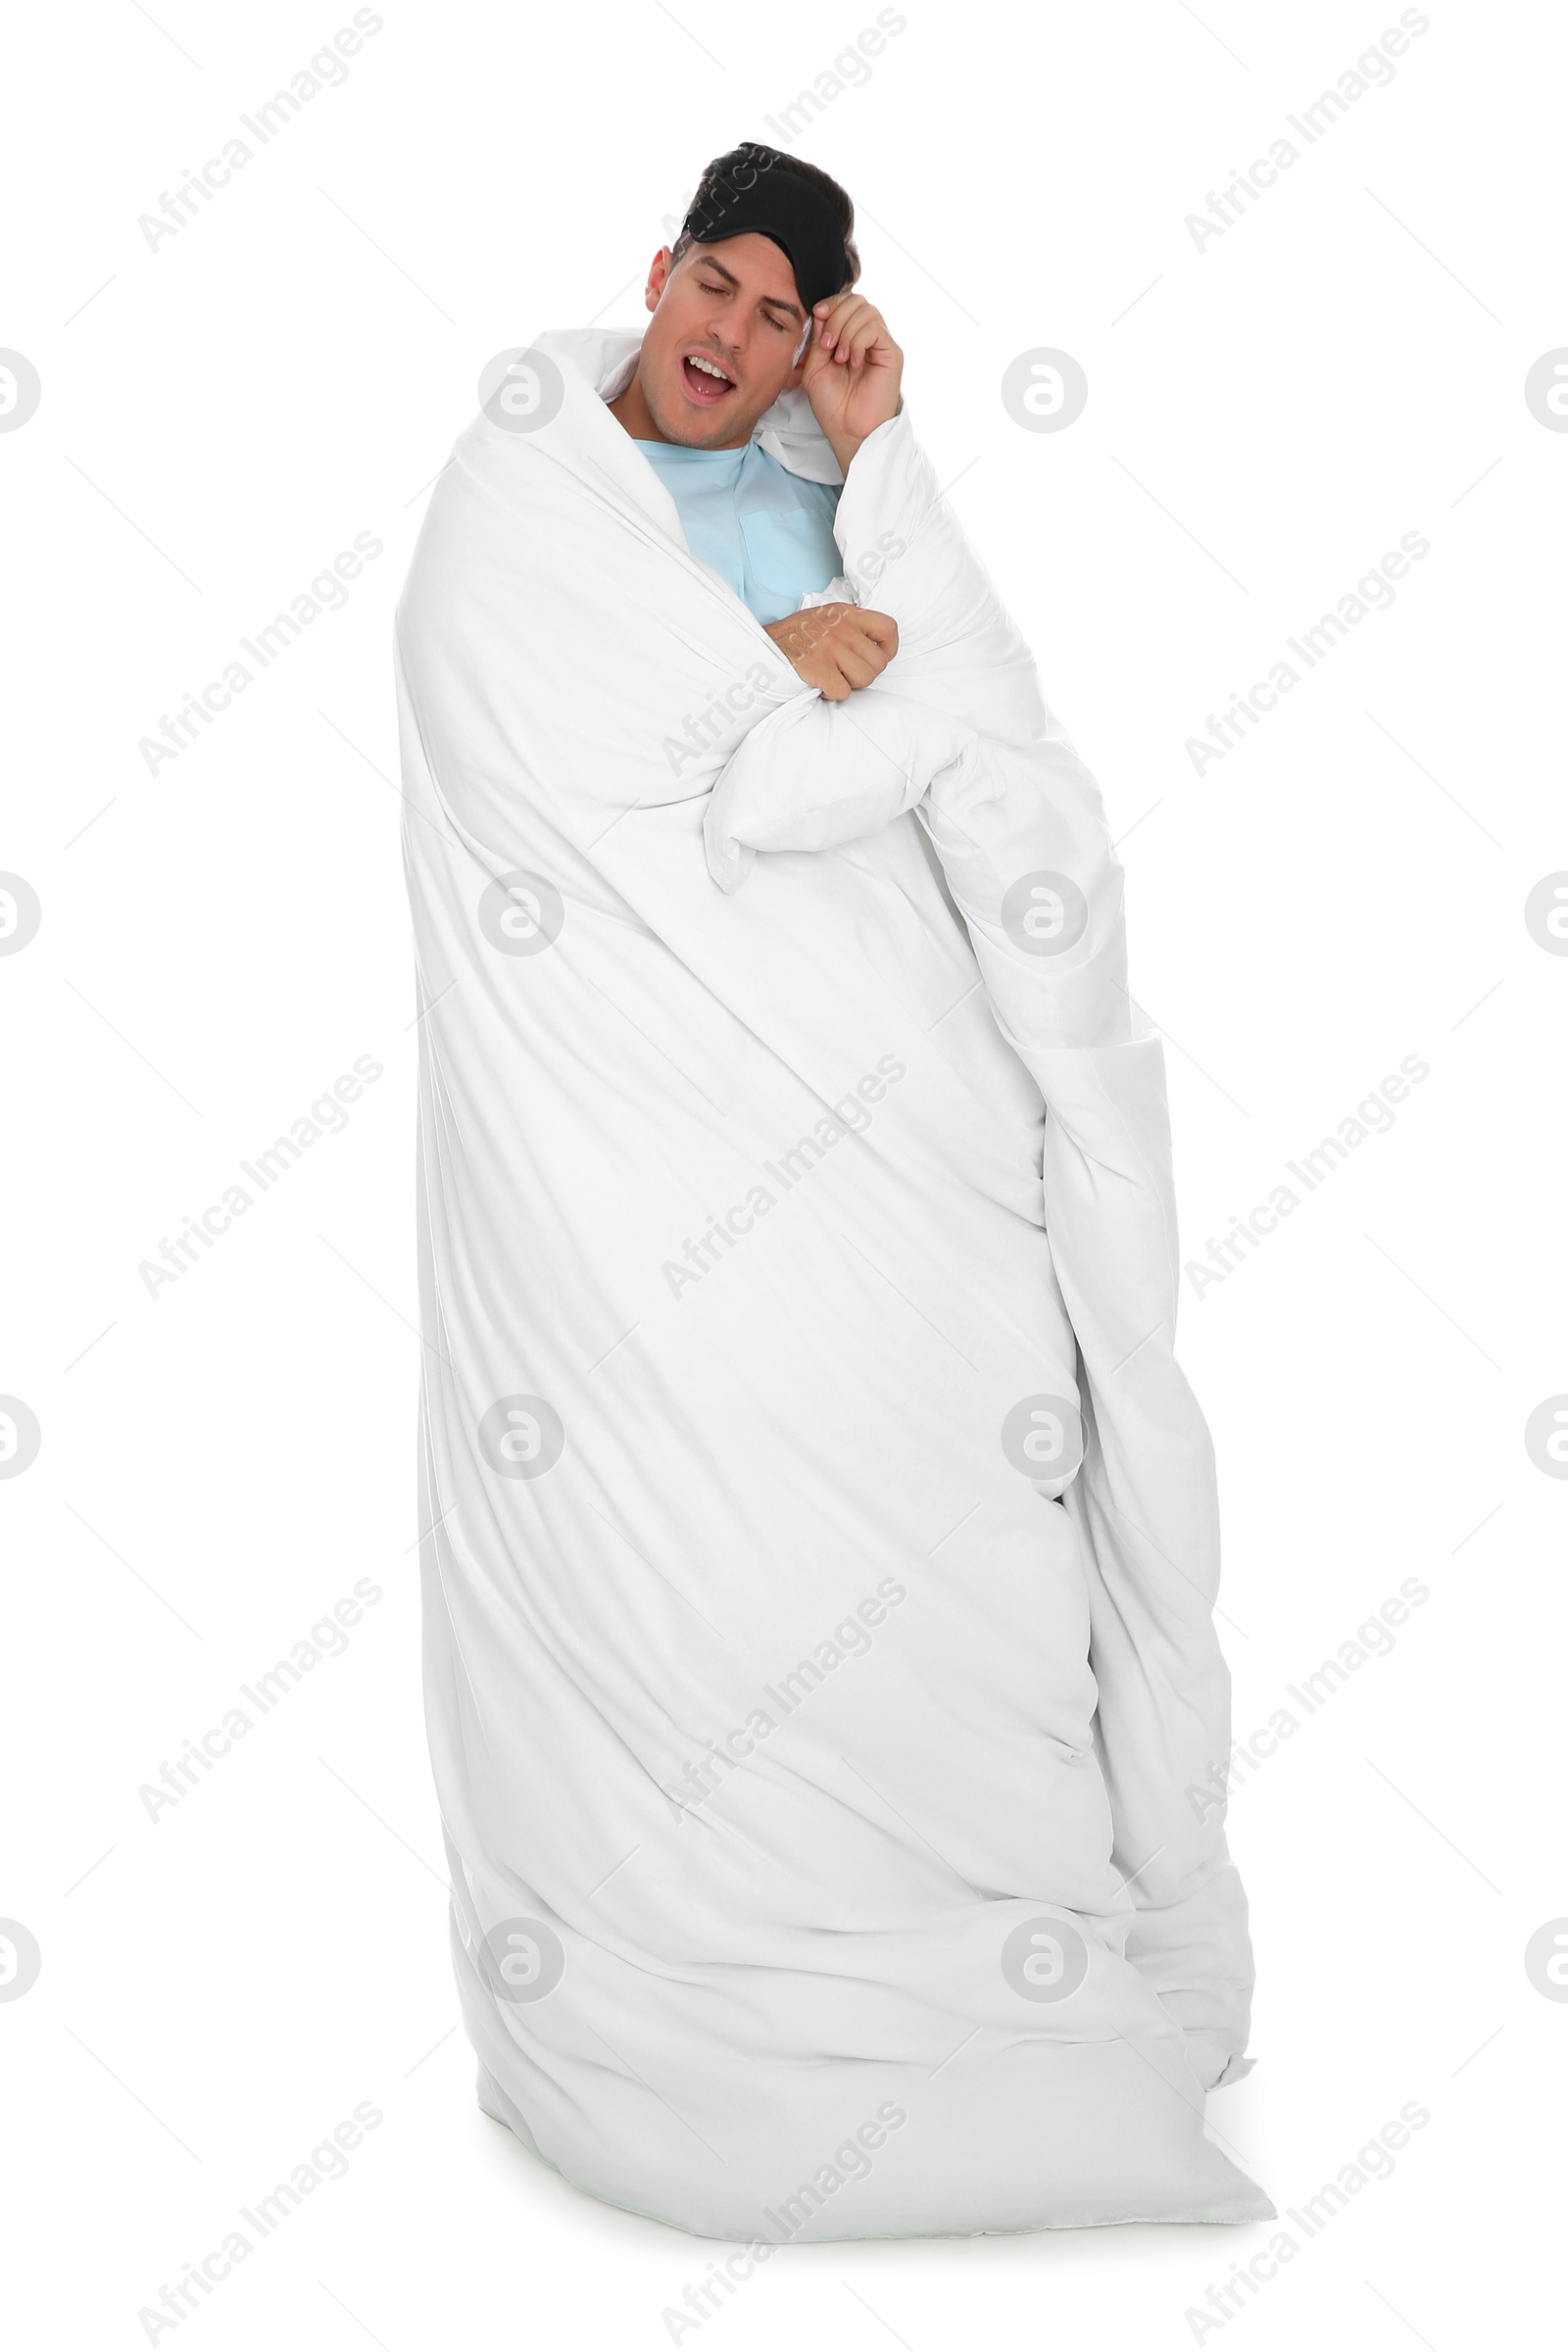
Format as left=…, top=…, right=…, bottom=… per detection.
left=698, top=279, right=794, bottom=333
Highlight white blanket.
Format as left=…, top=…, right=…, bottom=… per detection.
left=396, top=327, right=1268, bottom=2240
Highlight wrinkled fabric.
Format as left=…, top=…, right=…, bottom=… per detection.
left=395, top=327, right=1267, bottom=2242
left=630, top=432, right=843, bottom=624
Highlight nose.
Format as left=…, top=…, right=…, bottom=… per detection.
left=699, top=307, right=745, bottom=362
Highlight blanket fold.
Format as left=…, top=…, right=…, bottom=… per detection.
left=397, top=326, right=1264, bottom=2240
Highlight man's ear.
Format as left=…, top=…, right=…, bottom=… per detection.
left=645, top=246, right=673, bottom=313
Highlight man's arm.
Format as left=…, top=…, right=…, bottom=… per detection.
left=759, top=290, right=1042, bottom=743
left=759, top=293, right=906, bottom=697
left=800, top=291, right=904, bottom=478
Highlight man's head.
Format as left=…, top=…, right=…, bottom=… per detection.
left=625, top=145, right=859, bottom=450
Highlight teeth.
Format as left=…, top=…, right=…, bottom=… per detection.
left=687, top=355, right=730, bottom=382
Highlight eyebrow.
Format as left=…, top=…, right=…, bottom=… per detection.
left=691, top=250, right=805, bottom=324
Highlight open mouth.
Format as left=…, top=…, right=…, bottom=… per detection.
left=680, top=350, right=737, bottom=406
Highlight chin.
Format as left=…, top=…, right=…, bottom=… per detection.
left=649, top=367, right=768, bottom=450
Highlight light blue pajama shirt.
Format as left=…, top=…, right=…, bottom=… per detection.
left=632, top=435, right=844, bottom=626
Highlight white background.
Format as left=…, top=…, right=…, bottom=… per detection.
left=3, top=0, right=1564, bottom=2343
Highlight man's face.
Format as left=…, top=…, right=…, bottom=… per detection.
left=633, top=233, right=809, bottom=449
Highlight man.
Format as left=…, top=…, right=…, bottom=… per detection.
left=606, top=148, right=902, bottom=704
left=396, top=142, right=1263, bottom=2245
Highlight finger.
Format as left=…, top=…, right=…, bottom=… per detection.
left=822, top=299, right=874, bottom=360
left=796, top=608, right=850, bottom=661
left=829, top=634, right=888, bottom=689
left=844, top=315, right=888, bottom=369
left=796, top=641, right=846, bottom=690
left=819, top=617, right=873, bottom=666
left=812, top=293, right=857, bottom=336
left=812, top=292, right=865, bottom=353
left=829, top=615, right=890, bottom=663
left=853, top=611, right=900, bottom=656
left=802, top=336, right=846, bottom=385
left=852, top=634, right=896, bottom=680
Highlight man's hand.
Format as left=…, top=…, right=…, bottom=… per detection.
left=763, top=602, right=899, bottom=702
left=800, top=293, right=903, bottom=476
